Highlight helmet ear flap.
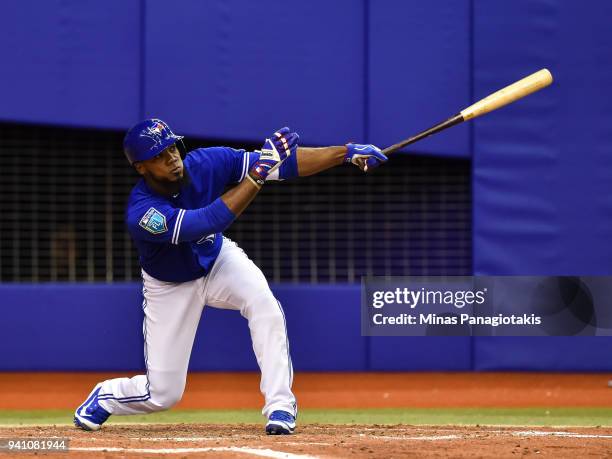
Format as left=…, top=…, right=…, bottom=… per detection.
left=177, top=138, right=187, bottom=158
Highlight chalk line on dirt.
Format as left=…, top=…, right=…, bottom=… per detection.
left=131, top=436, right=259, bottom=442
left=514, top=431, right=612, bottom=439
left=70, top=446, right=319, bottom=458
left=126, top=438, right=333, bottom=447
left=360, top=434, right=461, bottom=441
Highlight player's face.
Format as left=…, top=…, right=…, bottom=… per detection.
left=136, top=144, right=184, bottom=182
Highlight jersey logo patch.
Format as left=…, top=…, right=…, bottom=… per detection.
left=139, top=207, right=168, bottom=235
left=197, top=233, right=216, bottom=245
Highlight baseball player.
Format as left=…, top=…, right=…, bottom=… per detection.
left=73, top=118, right=387, bottom=434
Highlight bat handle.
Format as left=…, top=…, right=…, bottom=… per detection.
left=382, top=113, right=464, bottom=156
left=382, top=136, right=419, bottom=156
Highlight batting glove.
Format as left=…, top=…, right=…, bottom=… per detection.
left=248, top=127, right=299, bottom=187
left=344, top=143, right=388, bottom=172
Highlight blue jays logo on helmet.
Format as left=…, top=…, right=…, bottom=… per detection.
left=123, top=118, right=184, bottom=165
left=142, top=122, right=165, bottom=142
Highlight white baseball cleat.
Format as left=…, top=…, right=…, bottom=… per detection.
left=73, top=383, right=111, bottom=431
left=266, top=410, right=296, bottom=435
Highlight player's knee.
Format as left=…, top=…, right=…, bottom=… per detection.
left=242, top=290, right=280, bottom=317
left=150, top=385, right=184, bottom=411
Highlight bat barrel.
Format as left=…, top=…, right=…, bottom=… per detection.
left=460, top=68, right=553, bottom=121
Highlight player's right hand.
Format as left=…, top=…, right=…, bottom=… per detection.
left=248, top=127, right=299, bottom=187
left=344, top=143, right=388, bottom=172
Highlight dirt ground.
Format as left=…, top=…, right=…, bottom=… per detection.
left=1, top=373, right=612, bottom=457
left=1, top=372, right=611, bottom=410
left=1, top=424, right=612, bottom=458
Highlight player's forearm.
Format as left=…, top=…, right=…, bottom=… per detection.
left=221, top=177, right=261, bottom=217
left=173, top=181, right=259, bottom=244
left=295, top=146, right=347, bottom=176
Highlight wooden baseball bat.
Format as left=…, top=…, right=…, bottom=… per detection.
left=382, top=69, right=553, bottom=155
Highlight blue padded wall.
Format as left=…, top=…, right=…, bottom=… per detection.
left=0, top=284, right=470, bottom=371
left=0, top=0, right=141, bottom=129
left=472, top=0, right=612, bottom=276
left=471, top=0, right=612, bottom=371
left=274, top=285, right=367, bottom=371
left=0, top=284, right=145, bottom=371
left=4, top=282, right=612, bottom=372
left=144, top=0, right=365, bottom=146
left=368, top=1, right=471, bottom=157
left=474, top=337, right=612, bottom=372
left=369, top=337, right=472, bottom=371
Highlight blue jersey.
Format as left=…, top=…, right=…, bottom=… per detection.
left=126, top=146, right=298, bottom=282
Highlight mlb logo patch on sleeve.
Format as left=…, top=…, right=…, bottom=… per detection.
left=139, top=207, right=168, bottom=235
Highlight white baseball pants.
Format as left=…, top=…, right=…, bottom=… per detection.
left=95, top=237, right=296, bottom=418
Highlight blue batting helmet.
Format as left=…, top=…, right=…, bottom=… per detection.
left=123, top=118, right=184, bottom=164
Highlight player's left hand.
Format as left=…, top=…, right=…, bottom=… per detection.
left=265, top=127, right=299, bottom=162
left=248, top=127, right=299, bottom=187
left=344, top=143, right=388, bottom=172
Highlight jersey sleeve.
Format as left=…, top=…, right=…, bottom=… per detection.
left=187, top=147, right=250, bottom=184
left=127, top=198, right=236, bottom=244
left=225, top=148, right=252, bottom=183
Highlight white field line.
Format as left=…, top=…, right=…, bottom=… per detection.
left=366, top=434, right=461, bottom=441
left=70, top=446, right=319, bottom=458
left=277, top=442, right=331, bottom=446
left=360, top=430, right=612, bottom=441
left=132, top=436, right=259, bottom=442
left=130, top=438, right=331, bottom=446
left=360, top=432, right=612, bottom=441
left=514, top=431, right=612, bottom=439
